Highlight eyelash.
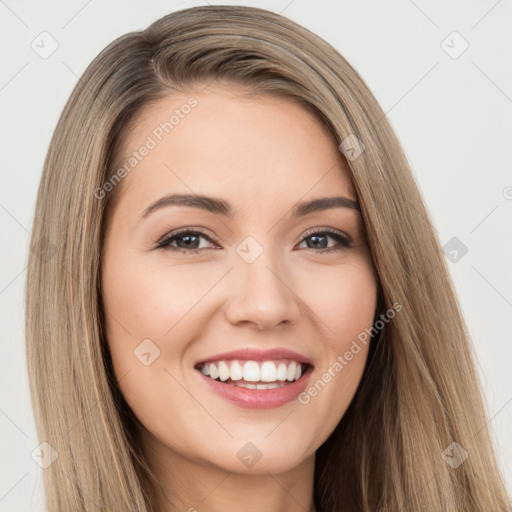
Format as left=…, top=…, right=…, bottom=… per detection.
left=155, top=227, right=353, bottom=255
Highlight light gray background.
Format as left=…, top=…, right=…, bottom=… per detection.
left=1, top=0, right=511, bottom=510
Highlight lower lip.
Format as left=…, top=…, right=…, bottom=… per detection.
left=197, top=367, right=313, bottom=409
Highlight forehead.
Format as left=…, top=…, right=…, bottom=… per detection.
left=113, top=86, right=355, bottom=218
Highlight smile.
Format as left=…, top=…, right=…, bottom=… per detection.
left=195, top=359, right=314, bottom=409
left=196, top=359, right=307, bottom=386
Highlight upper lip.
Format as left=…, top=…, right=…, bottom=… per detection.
left=194, top=348, right=314, bottom=367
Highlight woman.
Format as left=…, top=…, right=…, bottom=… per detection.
left=25, top=5, right=511, bottom=511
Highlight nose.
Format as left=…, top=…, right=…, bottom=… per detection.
left=224, top=249, right=301, bottom=331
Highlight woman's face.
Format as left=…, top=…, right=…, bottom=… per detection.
left=101, top=84, right=377, bottom=476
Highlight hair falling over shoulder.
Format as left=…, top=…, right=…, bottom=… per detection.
left=25, top=5, right=511, bottom=511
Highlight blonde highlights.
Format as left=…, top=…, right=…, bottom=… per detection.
left=26, top=5, right=510, bottom=511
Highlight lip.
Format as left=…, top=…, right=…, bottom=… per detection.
left=197, top=365, right=314, bottom=409
left=194, top=347, right=314, bottom=366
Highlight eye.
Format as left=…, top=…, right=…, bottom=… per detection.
left=155, top=227, right=353, bottom=255
left=156, top=228, right=219, bottom=254
left=296, top=228, right=352, bottom=253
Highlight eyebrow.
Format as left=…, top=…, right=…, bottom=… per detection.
left=138, top=193, right=360, bottom=222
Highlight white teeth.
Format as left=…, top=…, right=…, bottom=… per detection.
left=276, top=363, right=288, bottom=381
left=236, top=382, right=257, bottom=389
left=209, top=363, right=219, bottom=380
left=243, top=361, right=260, bottom=382
left=260, top=361, right=277, bottom=382
left=286, top=361, right=296, bottom=381
left=294, top=363, right=301, bottom=380
left=230, top=361, right=243, bottom=381
left=236, top=381, right=288, bottom=390
left=218, top=361, right=230, bottom=381
left=256, top=382, right=285, bottom=389
left=198, top=359, right=306, bottom=384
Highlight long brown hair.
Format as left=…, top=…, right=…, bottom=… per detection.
left=26, top=5, right=511, bottom=511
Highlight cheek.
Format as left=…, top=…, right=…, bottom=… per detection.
left=296, top=259, right=377, bottom=425
left=102, top=256, right=220, bottom=343
left=100, top=258, right=188, bottom=390
left=101, top=257, right=217, bottom=430
left=301, top=259, right=377, bottom=347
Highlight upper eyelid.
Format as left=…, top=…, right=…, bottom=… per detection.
left=301, top=226, right=350, bottom=239
left=157, top=227, right=220, bottom=246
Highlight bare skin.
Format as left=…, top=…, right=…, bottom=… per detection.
left=101, top=83, right=377, bottom=512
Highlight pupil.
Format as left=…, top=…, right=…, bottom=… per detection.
left=178, top=234, right=199, bottom=249
left=309, top=235, right=327, bottom=249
